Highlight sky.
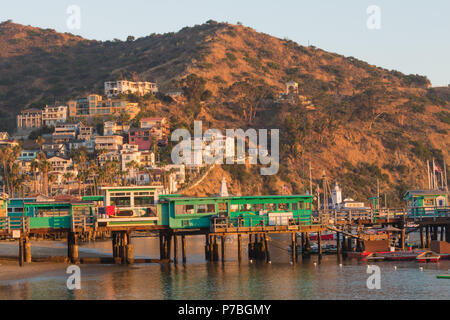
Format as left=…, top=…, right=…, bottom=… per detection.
left=1, top=0, right=449, bottom=86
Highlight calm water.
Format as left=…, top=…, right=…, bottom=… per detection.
left=0, top=235, right=449, bottom=300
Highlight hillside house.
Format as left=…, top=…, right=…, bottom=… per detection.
left=95, top=135, right=124, bottom=153
left=104, top=80, right=158, bottom=98
left=17, top=109, right=42, bottom=130
left=42, top=105, right=68, bottom=127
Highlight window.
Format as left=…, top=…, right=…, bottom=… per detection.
left=110, top=197, right=131, bottom=207
left=298, top=202, right=304, bottom=210
left=253, top=203, right=264, bottom=212
left=240, top=204, right=252, bottom=211
left=266, top=203, right=276, bottom=211
left=292, top=203, right=298, bottom=210
left=197, top=204, right=216, bottom=214
left=175, top=204, right=194, bottom=215
left=218, top=203, right=228, bottom=211
left=305, top=202, right=311, bottom=210
left=134, top=196, right=154, bottom=206
left=278, top=203, right=289, bottom=211
left=230, top=204, right=239, bottom=212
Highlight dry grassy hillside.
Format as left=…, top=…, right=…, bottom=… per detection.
left=0, top=19, right=449, bottom=205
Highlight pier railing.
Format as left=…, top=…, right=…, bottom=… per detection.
left=210, top=215, right=316, bottom=233
left=0, top=217, right=30, bottom=234
left=316, top=208, right=407, bottom=225
left=408, top=206, right=450, bottom=222
left=71, top=215, right=97, bottom=232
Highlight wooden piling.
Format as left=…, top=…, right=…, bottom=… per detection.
left=126, top=244, right=134, bottom=265
left=19, top=237, right=24, bottom=267
left=401, top=226, right=406, bottom=251
left=173, top=234, right=178, bottom=264
left=204, top=235, right=209, bottom=261
left=420, top=226, right=425, bottom=249
left=291, top=232, right=296, bottom=264
left=181, top=235, right=186, bottom=264
left=167, top=233, right=172, bottom=262
left=159, top=232, right=164, bottom=260
left=426, top=225, right=431, bottom=248
left=237, top=234, right=242, bottom=262
left=213, top=236, right=219, bottom=261
left=264, top=234, right=270, bottom=263
left=336, top=232, right=341, bottom=254
left=221, top=236, right=226, bottom=263
left=317, top=232, right=322, bottom=256
left=24, top=236, right=31, bottom=263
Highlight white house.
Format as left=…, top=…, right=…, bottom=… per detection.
left=104, top=80, right=158, bottom=97
left=42, top=105, right=68, bottom=127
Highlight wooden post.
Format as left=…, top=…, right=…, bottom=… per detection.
left=305, top=232, right=311, bottom=256
left=159, top=232, right=164, bottom=260
left=221, top=236, right=226, bottom=263
left=237, top=234, right=242, bottom=262
left=164, top=234, right=169, bottom=260
left=426, top=225, right=431, bottom=248
left=167, top=233, right=172, bottom=262
left=342, top=235, right=347, bottom=252
left=336, top=232, right=341, bottom=254
left=420, top=226, right=425, bottom=249
left=72, top=234, right=79, bottom=264
left=291, top=232, right=296, bottom=264
left=317, top=231, right=322, bottom=256
left=24, top=236, right=31, bottom=263
left=401, top=226, right=406, bottom=251
left=248, top=234, right=253, bottom=260
left=181, top=235, right=186, bottom=264
left=19, top=237, right=24, bottom=267
left=446, top=225, right=450, bottom=243
left=440, top=225, right=445, bottom=241
left=127, top=244, right=134, bottom=265
left=432, top=225, right=438, bottom=241
left=204, top=235, right=209, bottom=261
left=264, top=234, right=271, bottom=263
left=213, top=236, right=219, bottom=261
left=173, top=234, right=178, bottom=265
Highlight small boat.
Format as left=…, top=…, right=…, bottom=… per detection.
left=436, top=274, right=450, bottom=279
left=417, top=251, right=440, bottom=263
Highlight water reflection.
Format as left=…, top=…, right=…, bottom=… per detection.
left=0, top=235, right=449, bottom=300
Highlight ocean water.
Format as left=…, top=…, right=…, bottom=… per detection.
left=0, top=235, right=449, bottom=300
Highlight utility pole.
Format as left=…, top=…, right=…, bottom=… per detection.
left=444, top=157, right=448, bottom=194
left=432, top=158, right=436, bottom=190
left=309, top=160, right=313, bottom=195
left=427, top=160, right=431, bottom=189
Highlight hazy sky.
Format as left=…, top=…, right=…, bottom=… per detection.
left=1, top=0, right=449, bottom=86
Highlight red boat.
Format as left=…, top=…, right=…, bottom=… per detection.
left=309, top=232, right=335, bottom=241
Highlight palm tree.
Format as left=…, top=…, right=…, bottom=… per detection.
left=35, top=136, right=45, bottom=151
left=87, top=160, right=98, bottom=195
left=37, top=152, right=51, bottom=196
left=0, top=147, right=12, bottom=194
left=63, top=172, right=74, bottom=195
left=30, top=159, right=39, bottom=194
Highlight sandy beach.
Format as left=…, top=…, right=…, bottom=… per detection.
left=0, top=240, right=112, bottom=282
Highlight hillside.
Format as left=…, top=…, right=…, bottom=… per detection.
left=0, top=19, right=449, bottom=205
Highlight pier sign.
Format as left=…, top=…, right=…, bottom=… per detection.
left=12, top=230, right=21, bottom=239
